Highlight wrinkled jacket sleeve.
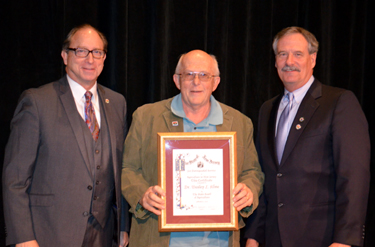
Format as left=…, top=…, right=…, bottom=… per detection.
left=236, top=113, right=264, bottom=218
left=2, top=90, right=39, bottom=245
left=121, top=108, right=153, bottom=219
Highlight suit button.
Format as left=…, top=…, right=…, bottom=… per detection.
left=97, top=166, right=100, bottom=170
left=278, top=203, right=284, bottom=208
left=94, top=196, right=98, bottom=200
left=83, top=211, right=89, bottom=217
left=96, top=181, right=100, bottom=185
left=277, top=173, right=282, bottom=177
left=87, top=185, right=93, bottom=190
left=95, top=150, right=100, bottom=154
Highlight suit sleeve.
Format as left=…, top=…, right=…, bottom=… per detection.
left=2, top=90, right=40, bottom=245
left=331, top=91, right=370, bottom=245
left=120, top=195, right=130, bottom=232
left=121, top=108, right=153, bottom=220
left=120, top=99, right=131, bottom=232
left=244, top=104, right=267, bottom=243
left=237, top=115, right=265, bottom=218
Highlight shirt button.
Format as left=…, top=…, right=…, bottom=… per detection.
left=278, top=203, right=284, bottom=208
left=83, top=211, right=89, bottom=217
left=87, top=185, right=93, bottom=190
left=95, top=150, right=99, bottom=154
left=277, top=173, right=283, bottom=178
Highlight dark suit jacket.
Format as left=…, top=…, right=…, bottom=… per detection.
left=2, top=76, right=129, bottom=246
left=245, top=80, right=370, bottom=247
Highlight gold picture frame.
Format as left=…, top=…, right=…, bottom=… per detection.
left=158, top=132, right=238, bottom=232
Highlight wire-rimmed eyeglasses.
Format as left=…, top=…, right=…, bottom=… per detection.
left=176, top=72, right=218, bottom=82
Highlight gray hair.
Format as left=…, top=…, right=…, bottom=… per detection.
left=272, top=26, right=319, bottom=55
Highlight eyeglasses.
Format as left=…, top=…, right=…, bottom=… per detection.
left=66, top=48, right=106, bottom=58
left=176, top=72, right=217, bottom=82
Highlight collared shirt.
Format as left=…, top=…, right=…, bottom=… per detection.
left=275, top=75, right=314, bottom=137
left=169, top=93, right=228, bottom=247
left=67, top=74, right=101, bottom=127
left=171, top=93, right=223, bottom=132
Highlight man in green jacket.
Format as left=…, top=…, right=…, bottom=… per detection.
left=122, top=50, right=264, bottom=247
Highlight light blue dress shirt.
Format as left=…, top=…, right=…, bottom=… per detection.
left=275, top=76, right=315, bottom=138
left=169, top=94, right=229, bottom=247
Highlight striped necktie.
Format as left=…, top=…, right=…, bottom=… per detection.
left=84, top=91, right=100, bottom=141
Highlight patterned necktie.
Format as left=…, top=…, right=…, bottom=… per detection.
left=84, top=91, right=100, bottom=141
left=275, top=93, right=294, bottom=163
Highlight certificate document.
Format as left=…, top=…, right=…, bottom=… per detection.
left=158, top=132, right=238, bottom=232
left=172, top=149, right=224, bottom=216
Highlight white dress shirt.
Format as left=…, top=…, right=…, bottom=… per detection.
left=66, top=75, right=101, bottom=127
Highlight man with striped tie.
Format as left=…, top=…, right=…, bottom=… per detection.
left=3, top=24, right=129, bottom=247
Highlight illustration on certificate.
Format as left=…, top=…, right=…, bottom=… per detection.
left=173, top=149, right=224, bottom=216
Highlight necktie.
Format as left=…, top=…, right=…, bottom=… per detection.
left=84, top=91, right=100, bottom=141
left=275, top=93, right=294, bottom=163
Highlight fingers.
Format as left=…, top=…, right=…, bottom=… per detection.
left=246, top=238, right=259, bottom=247
left=119, top=231, right=129, bottom=247
left=139, top=186, right=166, bottom=215
left=233, top=183, right=253, bottom=211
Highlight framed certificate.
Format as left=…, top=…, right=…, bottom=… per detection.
left=158, top=132, right=238, bottom=232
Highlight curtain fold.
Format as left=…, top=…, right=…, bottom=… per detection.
left=1, top=0, right=374, bottom=245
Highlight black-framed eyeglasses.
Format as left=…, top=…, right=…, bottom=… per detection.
left=66, top=48, right=106, bottom=58
left=176, top=72, right=218, bottom=82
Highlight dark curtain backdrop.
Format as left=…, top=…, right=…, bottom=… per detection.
left=1, top=1, right=374, bottom=246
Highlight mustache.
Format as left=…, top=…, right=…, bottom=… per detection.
left=281, top=66, right=300, bottom=72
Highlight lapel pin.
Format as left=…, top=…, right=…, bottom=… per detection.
left=299, top=117, right=304, bottom=122
left=105, top=99, right=110, bottom=103
left=172, top=121, right=178, bottom=126
left=296, top=124, right=302, bottom=130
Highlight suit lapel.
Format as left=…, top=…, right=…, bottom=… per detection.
left=216, top=104, right=233, bottom=131
left=58, top=77, right=92, bottom=175
left=269, top=95, right=282, bottom=167
left=97, top=85, right=119, bottom=177
left=162, top=101, right=184, bottom=132
left=280, top=80, right=322, bottom=166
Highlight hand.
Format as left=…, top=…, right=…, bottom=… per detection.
left=139, top=185, right=166, bottom=215
left=246, top=238, right=259, bottom=247
left=233, top=183, right=253, bottom=211
left=119, top=231, right=129, bottom=247
left=16, top=240, right=40, bottom=247
left=329, top=243, right=350, bottom=247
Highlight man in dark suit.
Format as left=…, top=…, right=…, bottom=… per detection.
left=2, top=24, right=129, bottom=247
left=245, top=26, right=370, bottom=247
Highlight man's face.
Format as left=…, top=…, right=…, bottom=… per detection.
left=275, top=33, right=316, bottom=91
left=61, top=28, right=106, bottom=89
left=173, top=51, right=220, bottom=112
